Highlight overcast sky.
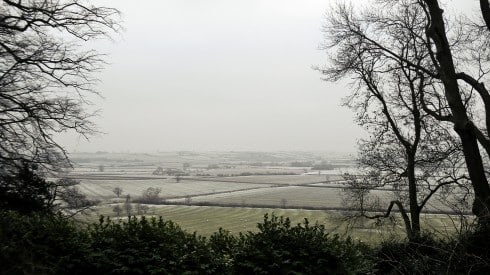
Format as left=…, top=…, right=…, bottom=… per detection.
left=59, top=0, right=473, bottom=153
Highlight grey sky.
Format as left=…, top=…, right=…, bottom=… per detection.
left=59, top=0, right=473, bottom=153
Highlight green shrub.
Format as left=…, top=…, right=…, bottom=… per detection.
left=84, top=216, right=226, bottom=274
left=0, top=211, right=90, bottom=275
left=230, top=213, right=373, bottom=274
left=0, top=163, right=57, bottom=214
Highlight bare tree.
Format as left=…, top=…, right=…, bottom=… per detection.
left=0, top=0, right=121, bottom=173
left=113, top=204, right=122, bottom=217
left=59, top=185, right=97, bottom=209
left=113, top=187, right=123, bottom=198
left=418, top=0, right=490, bottom=224
left=135, top=203, right=149, bottom=215
left=321, top=0, right=490, bottom=226
left=140, top=187, right=162, bottom=204
left=55, top=178, right=98, bottom=211
left=123, top=194, right=132, bottom=216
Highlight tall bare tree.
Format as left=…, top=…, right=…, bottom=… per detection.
left=322, top=0, right=490, bottom=225
left=321, top=1, right=469, bottom=239
left=0, top=0, right=121, bottom=173
left=419, top=0, right=490, bottom=223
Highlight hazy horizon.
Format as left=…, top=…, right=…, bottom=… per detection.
left=57, top=0, right=475, bottom=154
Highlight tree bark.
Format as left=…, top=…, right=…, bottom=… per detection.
left=480, top=0, right=490, bottom=32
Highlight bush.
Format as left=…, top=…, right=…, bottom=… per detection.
left=375, top=231, right=490, bottom=274
left=0, top=211, right=90, bottom=275
left=0, top=163, right=57, bottom=214
left=22, top=212, right=490, bottom=274
left=229, top=214, right=373, bottom=274
left=85, top=216, right=226, bottom=274
left=0, top=212, right=227, bottom=274
left=374, top=234, right=448, bottom=274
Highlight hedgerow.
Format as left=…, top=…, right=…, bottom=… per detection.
left=3, top=210, right=490, bottom=274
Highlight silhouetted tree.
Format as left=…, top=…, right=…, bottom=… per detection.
left=113, top=187, right=123, bottom=198
left=321, top=0, right=490, bottom=226
left=124, top=194, right=132, bottom=216
left=152, top=167, right=164, bottom=175
left=58, top=185, right=97, bottom=209
left=0, top=0, right=121, bottom=172
left=135, top=203, right=149, bottom=215
left=141, top=187, right=162, bottom=204
left=113, top=204, right=122, bottom=217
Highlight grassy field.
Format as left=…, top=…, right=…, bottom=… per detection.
left=67, top=151, right=473, bottom=243
left=82, top=204, right=469, bottom=244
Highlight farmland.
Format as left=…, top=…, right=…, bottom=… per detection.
left=65, top=151, right=471, bottom=239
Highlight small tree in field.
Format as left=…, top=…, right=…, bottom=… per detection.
left=113, top=204, right=122, bottom=217
left=141, top=187, right=162, bottom=204
left=113, top=187, right=123, bottom=198
left=124, top=194, right=132, bottom=216
left=281, top=198, right=287, bottom=208
left=135, top=203, right=149, bottom=215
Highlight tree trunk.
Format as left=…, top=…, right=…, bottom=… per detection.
left=424, top=0, right=490, bottom=223
left=407, top=153, right=421, bottom=238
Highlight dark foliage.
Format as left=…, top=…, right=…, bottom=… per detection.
left=7, top=210, right=490, bottom=274
left=0, top=163, right=56, bottom=214
left=375, top=231, right=490, bottom=274
left=374, top=234, right=449, bottom=274
left=1, top=212, right=373, bottom=275
left=0, top=211, right=89, bottom=275
left=230, top=214, right=372, bottom=274
left=84, top=216, right=224, bottom=274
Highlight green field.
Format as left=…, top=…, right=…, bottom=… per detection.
left=84, top=204, right=468, bottom=244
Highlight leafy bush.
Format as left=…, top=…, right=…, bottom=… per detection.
left=85, top=216, right=225, bottom=274
left=0, top=163, right=57, bottom=214
left=229, top=214, right=373, bottom=274
left=15, top=211, right=490, bottom=274
left=0, top=211, right=90, bottom=275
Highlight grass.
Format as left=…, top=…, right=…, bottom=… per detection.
left=87, top=204, right=361, bottom=237
left=81, top=204, right=469, bottom=244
